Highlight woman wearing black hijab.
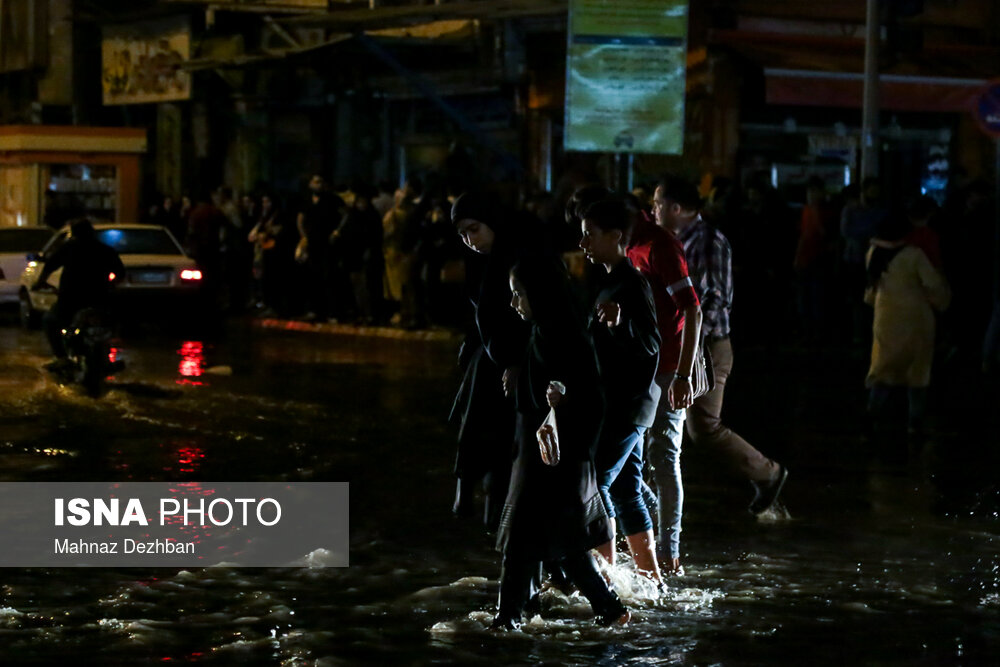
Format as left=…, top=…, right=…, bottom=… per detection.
left=493, top=256, right=629, bottom=630
left=449, top=193, right=530, bottom=531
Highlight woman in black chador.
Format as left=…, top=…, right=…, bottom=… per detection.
left=449, top=193, right=530, bottom=531
left=493, top=256, right=629, bottom=630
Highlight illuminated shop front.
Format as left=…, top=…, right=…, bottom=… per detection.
left=0, top=125, right=146, bottom=228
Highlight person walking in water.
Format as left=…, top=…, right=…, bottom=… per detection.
left=655, top=174, right=788, bottom=518
left=578, top=198, right=664, bottom=586
left=449, top=193, right=530, bottom=531
left=492, top=256, right=629, bottom=630
left=625, top=181, right=702, bottom=577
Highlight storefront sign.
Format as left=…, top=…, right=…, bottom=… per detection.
left=101, top=17, right=191, bottom=105
left=974, top=81, right=1000, bottom=138
left=564, top=0, right=689, bottom=154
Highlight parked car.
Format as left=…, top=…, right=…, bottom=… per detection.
left=0, top=227, right=57, bottom=305
left=19, top=223, right=202, bottom=328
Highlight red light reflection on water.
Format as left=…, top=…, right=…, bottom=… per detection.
left=176, top=341, right=205, bottom=386
left=161, top=482, right=220, bottom=556
left=176, top=445, right=205, bottom=474
left=159, top=442, right=206, bottom=477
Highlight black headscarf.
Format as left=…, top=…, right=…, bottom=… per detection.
left=866, top=208, right=912, bottom=289
left=511, top=256, right=588, bottom=348
left=510, top=256, right=599, bottom=414
left=451, top=192, right=503, bottom=234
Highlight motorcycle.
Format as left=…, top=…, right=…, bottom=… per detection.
left=61, top=307, right=124, bottom=397
left=34, top=283, right=125, bottom=397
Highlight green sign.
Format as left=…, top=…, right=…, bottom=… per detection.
left=564, top=0, right=689, bottom=154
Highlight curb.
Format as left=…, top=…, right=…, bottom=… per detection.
left=253, top=318, right=461, bottom=343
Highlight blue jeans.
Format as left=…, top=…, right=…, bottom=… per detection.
left=596, top=424, right=652, bottom=536
left=649, top=405, right=685, bottom=560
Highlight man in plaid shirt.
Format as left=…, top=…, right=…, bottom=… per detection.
left=656, top=175, right=788, bottom=516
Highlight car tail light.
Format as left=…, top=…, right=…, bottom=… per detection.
left=180, top=269, right=203, bottom=281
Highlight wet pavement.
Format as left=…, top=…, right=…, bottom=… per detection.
left=0, top=310, right=998, bottom=665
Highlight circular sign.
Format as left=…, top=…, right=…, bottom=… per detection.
left=974, top=80, right=1000, bottom=138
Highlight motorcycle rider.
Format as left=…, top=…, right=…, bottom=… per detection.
left=33, top=218, right=125, bottom=366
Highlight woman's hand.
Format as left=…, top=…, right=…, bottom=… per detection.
left=546, top=381, right=566, bottom=408
left=502, top=366, right=520, bottom=397
left=596, top=301, right=622, bottom=327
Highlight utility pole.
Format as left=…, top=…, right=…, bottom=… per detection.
left=861, top=0, right=881, bottom=179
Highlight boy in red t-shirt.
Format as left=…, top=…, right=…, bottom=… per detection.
left=626, top=184, right=702, bottom=577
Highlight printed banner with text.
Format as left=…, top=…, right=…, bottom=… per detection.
left=565, top=0, right=689, bottom=154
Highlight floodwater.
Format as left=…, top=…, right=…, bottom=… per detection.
left=0, top=315, right=998, bottom=665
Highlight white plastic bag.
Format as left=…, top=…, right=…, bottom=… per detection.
left=536, top=381, right=566, bottom=466
left=537, top=408, right=560, bottom=466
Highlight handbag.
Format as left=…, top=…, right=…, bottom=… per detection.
left=690, top=336, right=715, bottom=400
left=689, top=223, right=718, bottom=400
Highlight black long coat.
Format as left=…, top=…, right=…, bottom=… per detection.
left=449, top=238, right=530, bottom=480
left=496, top=262, right=611, bottom=562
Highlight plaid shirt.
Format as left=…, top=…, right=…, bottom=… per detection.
left=677, top=216, right=733, bottom=338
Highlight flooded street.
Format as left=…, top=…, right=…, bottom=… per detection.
left=0, top=314, right=998, bottom=665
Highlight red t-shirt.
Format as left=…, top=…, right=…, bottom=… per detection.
left=627, top=216, right=700, bottom=376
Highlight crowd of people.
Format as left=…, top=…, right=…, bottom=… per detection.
left=448, top=176, right=794, bottom=630
left=145, top=175, right=464, bottom=326
left=143, top=167, right=996, bottom=629
left=144, top=168, right=997, bottom=389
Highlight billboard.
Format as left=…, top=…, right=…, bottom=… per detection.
left=101, top=17, right=191, bottom=105
left=564, top=0, right=689, bottom=154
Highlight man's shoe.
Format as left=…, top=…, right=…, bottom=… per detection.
left=749, top=465, right=789, bottom=515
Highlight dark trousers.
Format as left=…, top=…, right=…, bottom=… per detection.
left=497, top=551, right=621, bottom=622
left=686, top=337, right=781, bottom=483
left=43, top=302, right=75, bottom=358
left=868, top=384, right=928, bottom=428
left=305, top=256, right=330, bottom=319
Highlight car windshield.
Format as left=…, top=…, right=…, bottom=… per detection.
left=96, top=228, right=182, bottom=255
left=0, top=228, right=55, bottom=254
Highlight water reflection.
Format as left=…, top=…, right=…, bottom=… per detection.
left=0, top=323, right=997, bottom=663
left=176, top=341, right=205, bottom=386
